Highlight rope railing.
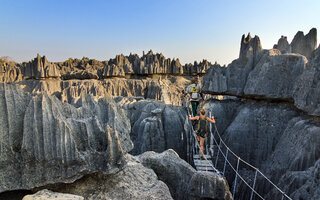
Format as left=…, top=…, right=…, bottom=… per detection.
left=209, top=112, right=292, bottom=200
left=186, top=107, right=219, bottom=173
left=182, top=95, right=291, bottom=200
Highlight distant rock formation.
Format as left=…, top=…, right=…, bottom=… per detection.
left=203, top=28, right=320, bottom=116
left=273, top=36, right=289, bottom=53
left=239, top=33, right=263, bottom=64
left=273, top=28, right=317, bottom=57
left=23, top=54, right=61, bottom=79
left=0, top=51, right=214, bottom=83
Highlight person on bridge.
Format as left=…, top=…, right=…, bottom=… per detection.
left=189, top=109, right=215, bottom=159
left=185, top=78, right=202, bottom=117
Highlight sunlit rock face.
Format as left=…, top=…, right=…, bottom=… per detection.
left=22, top=189, right=84, bottom=200
left=201, top=28, right=320, bottom=199
left=273, top=28, right=317, bottom=58
left=0, top=83, right=133, bottom=192
left=37, top=154, right=174, bottom=200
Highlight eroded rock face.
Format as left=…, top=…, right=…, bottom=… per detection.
left=290, top=28, right=317, bottom=58
left=188, top=171, right=233, bottom=200
left=0, top=83, right=133, bottom=192
left=118, top=98, right=190, bottom=159
left=0, top=51, right=212, bottom=83
left=293, top=47, right=320, bottom=116
left=244, top=53, right=307, bottom=100
left=23, top=54, right=61, bottom=79
left=273, top=36, right=289, bottom=53
left=138, top=150, right=232, bottom=200
left=41, top=154, right=173, bottom=200
left=273, top=28, right=317, bottom=58
left=203, top=28, right=320, bottom=117
left=203, top=99, right=320, bottom=199
left=222, top=101, right=298, bottom=167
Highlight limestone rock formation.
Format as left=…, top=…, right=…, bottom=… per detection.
left=23, top=189, right=84, bottom=200
left=1, top=51, right=212, bottom=83
left=138, top=150, right=232, bottom=200
left=41, top=154, right=173, bottom=200
left=0, top=83, right=133, bottom=192
left=273, top=28, right=317, bottom=57
left=118, top=98, right=190, bottom=159
left=203, top=29, right=320, bottom=116
left=244, top=53, right=307, bottom=100
left=290, top=28, right=317, bottom=57
left=188, top=171, right=233, bottom=200
left=263, top=117, right=320, bottom=199
left=0, top=62, right=23, bottom=82
left=22, top=54, right=60, bottom=79
left=201, top=99, right=320, bottom=199
left=273, top=36, right=289, bottom=53
left=293, top=47, right=320, bottom=115
left=222, top=101, right=298, bottom=167
left=239, top=33, right=262, bottom=64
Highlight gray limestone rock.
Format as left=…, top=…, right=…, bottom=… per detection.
left=267, top=117, right=320, bottom=173
left=244, top=52, right=307, bottom=100
left=23, top=189, right=84, bottom=200
left=0, top=63, right=23, bottom=82
left=138, top=150, right=232, bottom=200
left=273, top=35, right=290, bottom=53
left=202, top=99, right=243, bottom=134
left=22, top=54, right=60, bottom=79
left=202, top=33, right=263, bottom=96
left=42, top=154, right=173, bottom=200
left=188, top=171, right=233, bottom=200
left=290, top=28, right=317, bottom=57
left=222, top=102, right=297, bottom=168
left=239, top=33, right=263, bottom=64
left=293, top=47, right=320, bottom=116
left=0, top=83, right=133, bottom=192
left=120, top=99, right=190, bottom=159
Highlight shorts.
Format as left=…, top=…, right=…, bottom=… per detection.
left=196, top=130, right=207, bottom=138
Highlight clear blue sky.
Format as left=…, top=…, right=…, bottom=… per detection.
left=0, top=0, right=319, bottom=65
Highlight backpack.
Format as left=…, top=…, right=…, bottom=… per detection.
left=197, top=116, right=208, bottom=133
left=190, top=84, right=199, bottom=100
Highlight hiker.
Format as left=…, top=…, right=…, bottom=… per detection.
left=185, top=78, right=202, bottom=117
left=189, top=109, right=215, bottom=159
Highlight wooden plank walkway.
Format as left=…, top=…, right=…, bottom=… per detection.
left=193, top=154, right=217, bottom=172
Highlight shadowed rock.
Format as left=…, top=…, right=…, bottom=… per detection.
left=118, top=98, right=190, bottom=159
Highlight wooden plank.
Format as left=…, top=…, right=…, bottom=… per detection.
left=194, top=162, right=213, bottom=167
left=196, top=166, right=216, bottom=171
left=193, top=155, right=212, bottom=159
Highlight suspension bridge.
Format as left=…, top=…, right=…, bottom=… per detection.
left=186, top=108, right=292, bottom=200
left=160, top=77, right=292, bottom=200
